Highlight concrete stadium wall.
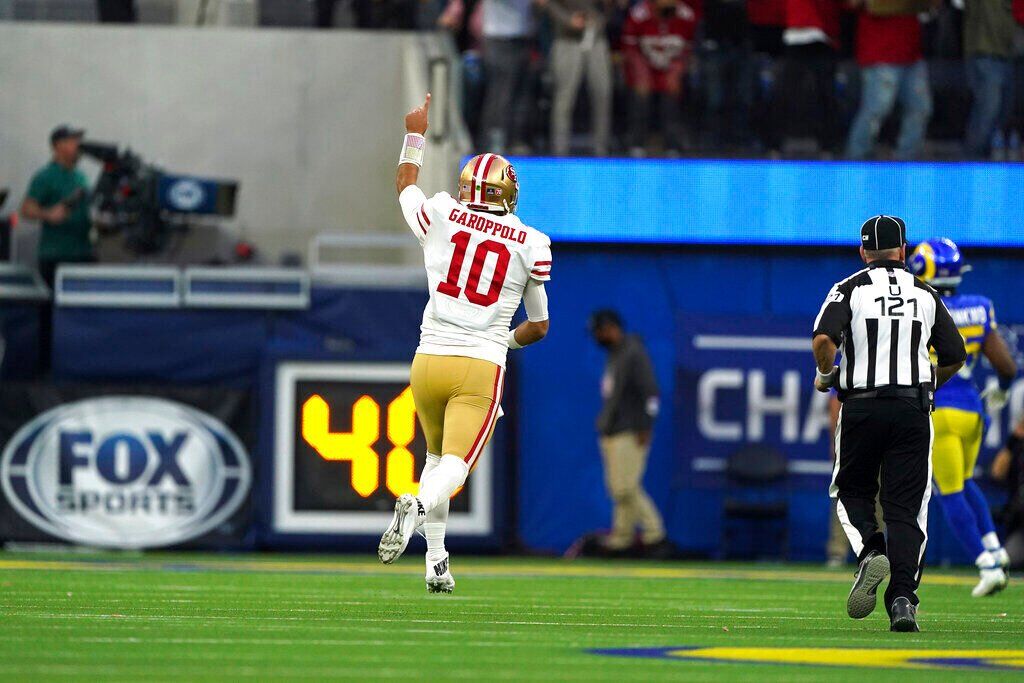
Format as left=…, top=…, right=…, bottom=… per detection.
left=0, top=23, right=465, bottom=261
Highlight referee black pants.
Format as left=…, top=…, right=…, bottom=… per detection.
left=830, top=397, right=932, bottom=613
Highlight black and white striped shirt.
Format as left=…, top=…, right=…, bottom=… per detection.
left=813, top=260, right=966, bottom=392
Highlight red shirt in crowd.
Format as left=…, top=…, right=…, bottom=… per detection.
left=785, top=0, right=841, bottom=45
left=855, top=13, right=922, bottom=65
left=622, top=0, right=699, bottom=93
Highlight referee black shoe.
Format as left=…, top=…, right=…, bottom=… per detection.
left=847, top=550, right=890, bottom=619
left=889, top=597, right=920, bottom=632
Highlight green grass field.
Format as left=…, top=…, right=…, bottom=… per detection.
left=1, top=552, right=1022, bottom=681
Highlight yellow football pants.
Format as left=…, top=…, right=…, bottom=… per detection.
left=410, top=353, right=504, bottom=469
left=931, top=407, right=984, bottom=495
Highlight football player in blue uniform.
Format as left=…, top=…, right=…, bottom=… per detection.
left=910, top=238, right=1018, bottom=596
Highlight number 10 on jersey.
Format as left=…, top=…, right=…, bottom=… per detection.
left=437, top=231, right=510, bottom=307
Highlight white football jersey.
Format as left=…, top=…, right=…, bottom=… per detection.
left=399, top=185, right=552, bottom=368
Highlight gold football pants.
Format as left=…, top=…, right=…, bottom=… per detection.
left=410, top=353, right=505, bottom=469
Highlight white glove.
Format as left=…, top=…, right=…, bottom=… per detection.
left=981, top=385, right=1010, bottom=413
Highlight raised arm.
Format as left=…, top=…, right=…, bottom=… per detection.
left=396, top=93, right=430, bottom=196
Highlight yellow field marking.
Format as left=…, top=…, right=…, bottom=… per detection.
left=0, top=557, right=985, bottom=587
left=660, top=647, right=1024, bottom=671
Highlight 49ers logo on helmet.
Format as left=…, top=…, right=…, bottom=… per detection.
left=506, top=165, right=517, bottom=184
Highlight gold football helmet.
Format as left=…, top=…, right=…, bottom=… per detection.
left=459, top=153, right=519, bottom=214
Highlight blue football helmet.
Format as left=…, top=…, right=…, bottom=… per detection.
left=909, top=237, right=972, bottom=289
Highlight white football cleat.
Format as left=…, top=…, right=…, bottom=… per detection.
left=425, top=553, right=455, bottom=594
left=378, top=494, right=425, bottom=565
left=972, top=567, right=1008, bottom=598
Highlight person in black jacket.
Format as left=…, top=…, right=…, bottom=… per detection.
left=589, top=309, right=665, bottom=552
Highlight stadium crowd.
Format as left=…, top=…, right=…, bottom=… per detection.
left=313, top=0, right=1024, bottom=160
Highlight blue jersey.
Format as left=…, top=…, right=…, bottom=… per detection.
left=934, top=293, right=997, bottom=414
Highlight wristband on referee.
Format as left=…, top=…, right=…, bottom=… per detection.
left=508, top=328, right=523, bottom=350
left=998, top=374, right=1015, bottom=391
left=816, top=366, right=837, bottom=386
left=398, top=133, right=425, bottom=167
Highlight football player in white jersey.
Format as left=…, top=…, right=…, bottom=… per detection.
left=378, top=94, right=553, bottom=593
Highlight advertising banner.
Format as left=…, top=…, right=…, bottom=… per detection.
left=677, top=314, right=1024, bottom=490
left=0, top=383, right=253, bottom=549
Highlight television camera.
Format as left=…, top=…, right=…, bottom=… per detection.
left=80, top=141, right=239, bottom=255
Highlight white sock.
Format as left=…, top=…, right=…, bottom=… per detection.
left=982, top=532, right=1002, bottom=551
left=424, top=520, right=448, bottom=562
left=416, top=454, right=441, bottom=538
left=976, top=550, right=997, bottom=569
left=418, top=453, right=449, bottom=561
left=417, top=454, right=469, bottom=514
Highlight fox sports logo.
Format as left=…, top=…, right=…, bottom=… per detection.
left=0, top=397, right=251, bottom=549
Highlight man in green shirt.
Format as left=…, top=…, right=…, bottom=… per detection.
left=20, top=125, right=94, bottom=286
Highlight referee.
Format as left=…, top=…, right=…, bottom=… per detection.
left=812, top=216, right=966, bottom=632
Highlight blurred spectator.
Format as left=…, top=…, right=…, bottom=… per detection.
left=589, top=310, right=666, bottom=553
left=963, top=0, right=1017, bottom=158
left=317, top=0, right=430, bottom=28
left=97, top=0, right=136, bottom=22
left=439, top=0, right=486, bottom=133
left=439, top=0, right=484, bottom=50
left=316, top=0, right=359, bottom=26
left=20, top=126, right=94, bottom=372
left=991, top=414, right=1024, bottom=567
left=748, top=0, right=787, bottom=151
left=621, top=0, right=698, bottom=156
left=766, top=0, right=842, bottom=157
left=701, top=0, right=756, bottom=149
left=845, top=2, right=932, bottom=160
left=538, top=0, right=614, bottom=155
left=480, top=0, right=537, bottom=152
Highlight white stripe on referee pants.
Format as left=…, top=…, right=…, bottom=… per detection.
left=914, top=416, right=934, bottom=581
left=829, top=406, right=865, bottom=557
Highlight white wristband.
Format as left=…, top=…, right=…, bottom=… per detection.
left=816, top=366, right=837, bottom=386
left=508, top=328, right=523, bottom=350
left=399, top=133, right=425, bottom=167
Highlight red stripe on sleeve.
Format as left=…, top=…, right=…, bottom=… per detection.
left=416, top=213, right=427, bottom=235
left=419, top=206, right=431, bottom=226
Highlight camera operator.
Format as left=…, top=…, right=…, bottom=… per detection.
left=20, top=125, right=95, bottom=287
left=19, top=125, right=95, bottom=374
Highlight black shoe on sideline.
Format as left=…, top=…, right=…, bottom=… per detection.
left=889, top=597, right=920, bottom=632
left=847, top=550, right=890, bottom=619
